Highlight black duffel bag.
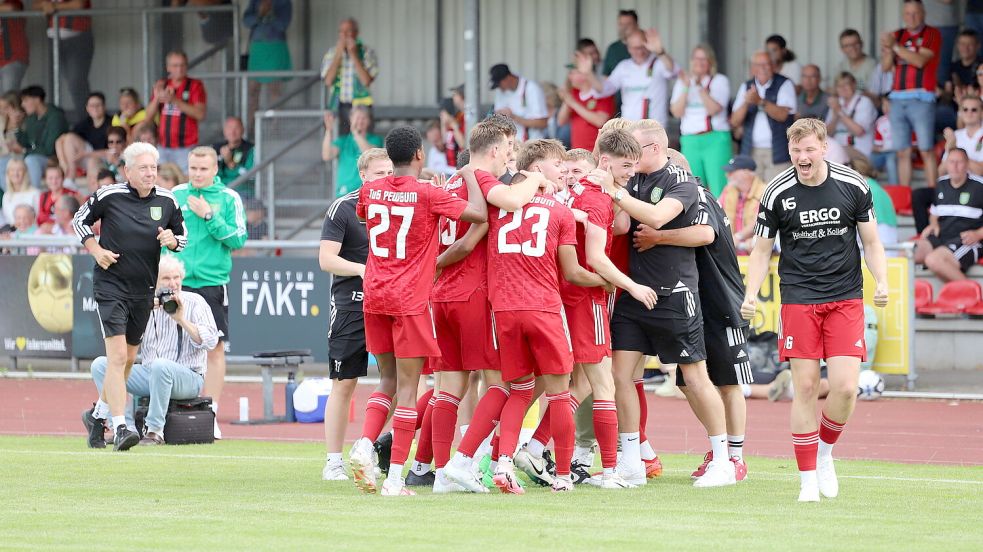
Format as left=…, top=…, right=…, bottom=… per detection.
left=163, top=397, right=215, bottom=445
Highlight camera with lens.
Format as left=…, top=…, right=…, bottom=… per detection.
left=156, top=288, right=179, bottom=314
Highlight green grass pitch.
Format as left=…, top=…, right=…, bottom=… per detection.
left=0, top=436, right=980, bottom=551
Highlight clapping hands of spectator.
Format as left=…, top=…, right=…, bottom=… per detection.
left=745, top=86, right=762, bottom=106
left=676, top=69, right=691, bottom=88
left=219, top=144, right=234, bottom=164
left=644, top=28, right=664, bottom=54
left=345, top=37, right=358, bottom=56
left=827, top=96, right=842, bottom=114
left=942, top=127, right=957, bottom=149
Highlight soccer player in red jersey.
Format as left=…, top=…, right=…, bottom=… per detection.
left=349, top=126, right=487, bottom=496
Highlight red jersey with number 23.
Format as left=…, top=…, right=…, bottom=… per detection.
left=433, top=170, right=498, bottom=302
left=560, top=179, right=614, bottom=306
left=357, top=175, right=468, bottom=315
left=486, top=191, right=578, bottom=313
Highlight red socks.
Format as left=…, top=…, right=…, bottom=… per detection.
left=431, top=392, right=461, bottom=468
left=390, top=406, right=418, bottom=466
left=457, top=385, right=509, bottom=458
left=361, top=392, right=392, bottom=441
left=496, top=378, right=535, bottom=460
left=819, top=413, right=845, bottom=445
left=792, top=431, right=819, bottom=471
left=634, top=379, right=649, bottom=443
left=592, top=399, right=618, bottom=469
left=530, top=394, right=580, bottom=447
left=412, top=394, right=437, bottom=465
left=547, top=392, right=574, bottom=476
left=415, top=388, right=434, bottom=429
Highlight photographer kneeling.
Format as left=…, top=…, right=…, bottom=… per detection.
left=87, top=256, right=219, bottom=446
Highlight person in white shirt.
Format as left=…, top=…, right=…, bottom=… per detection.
left=581, top=29, right=678, bottom=124
left=490, top=63, right=548, bottom=141
left=871, top=99, right=900, bottom=184
left=423, top=120, right=456, bottom=178
left=730, top=51, right=798, bottom=182
left=835, top=29, right=892, bottom=104
left=1, top=157, right=40, bottom=224
left=669, top=43, right=731, bottom=196
left=826, top=72, right=878, bottom=161
left=943, top=95, right=983, bottom=175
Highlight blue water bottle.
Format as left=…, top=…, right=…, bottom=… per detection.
left=285, top=372, right=298, bottom=422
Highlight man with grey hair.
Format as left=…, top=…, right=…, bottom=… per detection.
left=171, top=145, right=247, bottom=439
left=89, top=255, right=219, bottom=445
left=74, top=141, right=187, bottom=451
left=321, top=17, right=378, bottom=136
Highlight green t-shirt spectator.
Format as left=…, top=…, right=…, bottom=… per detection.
left=332, top=132, right=383, bottom=196
left=866, top=177, right=898, bottom=227
left=16, top=104, right=68, bottom=157
left=213, top=139, right=256, bottom=197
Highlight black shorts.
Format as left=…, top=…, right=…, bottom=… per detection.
left=928, top=235, right=983, bottom=272
left=95, top=294, right=153, bottom=346
left=328, top=309, right=367, bottom=380
left=678, top=322, right=752, bottom=387
left=611, top=290, right=706, bottom=364
left=184, top=285, right=230, bottom=341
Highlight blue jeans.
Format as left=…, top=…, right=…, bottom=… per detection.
left=91, top=357, right=203, bottom=434
left=24, top=154, right=48, bottom=188
left=871, top=150, right=899, bottom=185
left=889, top=98, right=935, bottom=152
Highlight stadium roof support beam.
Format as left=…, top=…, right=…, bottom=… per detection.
left=464, top=0, right=480, bottom=135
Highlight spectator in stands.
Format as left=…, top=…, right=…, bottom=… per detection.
left=949, top=30, right=982, bottom=101
left=10, top=204, right=36, bottom=235
left=110, top=88, right=147, bottom=144
left=439, top=85, right=466, bottom=171
left=36, top=164, right=77, bottom=230
left=321, top=107, right=382, bottom=197
left=134, top=122, right=158, bottom=146
left=881, top=0, right=941, bottom=188
left=145, top=51, right=207, bottom=172
left=88, top=255, right=218, bottom=446
left=557, top=63, right=614, bottom=151
left=42, top=192, right=79, bottom=237
left=54, top=92, right=109, bottom=184
left=795, top=65, right=829, bottom=120
left=0, top=91, right=20, bottom=189
left=39, top=0, right=94, bottom=123
left=922, top=0, right=958, bottom=90
left=670, top=43, right=732, bottom=196
left=915, top=148, right=983, bottom=281
left=94, top=168, right=116, bottom=188
left=835, top=29, right=890, bottom=102
left=541, top=81, right=570, bottom=147
left=157, top=162, right=184, bottom=191
left=730, top=51, right=797, bottom=182
left=1, top=157, right=38, bottom=223
left=581, top=29, right=678, bottom=124
left=489, top=63, right=549, bottom=140
left=827, top=72, right=878, bottom=163
left=83, top=126, right=125, bottom=193
left=718, top=155, right=764, bottom=254
left=576, top=38, right=603, bottom=79
left=943, top=95, right=983, bottom=176
left=16, top=85, right=68, bottom=187
left=243, top=0, right=292, bottom=126
left=766, top=34, right=802, bottom=89
left=321, top=17, right=378, bottom=136
left=851, top=157, right=899, bottom=249
left=0, top=1, right=28, bottom=94
left=871, top=98, right=900, bottom=184
left=244, top=198, right=267, bottom=240
left=602, top=9, right=639, bottom=76
left=173, top=0, right=234, bottom=45
left=213, top=116, right=254, bottom=196
left=422, top=120, right=454, bottom=178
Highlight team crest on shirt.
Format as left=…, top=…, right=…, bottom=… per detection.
left=649, top=187, right=663, bottom=204
left=960, top=192, right=970, bottom=205
left=150, top=206, right=162, bottom=221
left=586, top=99, right=597, bottom=110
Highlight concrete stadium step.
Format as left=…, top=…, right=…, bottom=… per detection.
left=915, top=317, right=983, bottom=371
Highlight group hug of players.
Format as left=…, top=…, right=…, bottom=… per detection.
left=318, top=113, right=889, bottom=502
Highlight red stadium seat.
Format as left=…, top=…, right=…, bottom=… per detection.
left=918, top=280, right=983, bottom=316
left=966, top=302, right=983, bottom=319
left=882, top=185, right=912, bottom=216
left=914, top=279, right=933, bottom=312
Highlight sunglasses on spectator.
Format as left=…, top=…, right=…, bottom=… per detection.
left=962, top=107, right=980, bottom=112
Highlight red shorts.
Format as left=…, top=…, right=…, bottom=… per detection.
left=563, top=299, right=611, bottom=364
left=434, top=290, right=498, bottom=372
left=364, top=307, right=441, bottom=358
left=779, top=299, right=866, bottom=362
left=423, top=357, right=435, bottom=375
left=492, top=310, right=573, bottom=382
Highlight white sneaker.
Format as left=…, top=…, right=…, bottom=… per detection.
left=432, top=471, right=467, bottom=494
left=693, top=459, right=737, bottom=488
left=551, top=476, right=574, bottom=493
left=349, top=437, right=378, bottom=494
left=817, top=455, right=839, bottom=498
left=586, top=472, right=637, bottom=489
left=322, top=461, right=348, bottom=481
left=443, top=456, right=489, bottom=493
left=615, top=458, right=647, bottom=486
left=514, top=446, right=554, bottom=487
left=213, top=418, right=223, bottom=440
left=572, top=443, right=596, bottom=468
left=798, top=481, right=821, bottom=502
left=381, top=477, right=416, bottom=496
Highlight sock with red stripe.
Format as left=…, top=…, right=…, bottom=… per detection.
left=415, top=388, right=434, bottom=430
left=792, top=430, right=820, bottom=472
left=412, top=394, right=437, bottom=466
left=361, top=392, right=393, bottom=441
left=491, top=433, right=500, bottom=460
left=528, top=407, right=552, bottom=456
left=456, top=385, right=509, bottom=458
left=431, top=392, right=461, bottom=468
left=496, top=379, right=535, bottom=462
left=635, top=379, right=649, bottom=444
left=390, top=406, right=418, bottom=471
left=818, top=412, right=846, bottom=458
left=592, top=399, right=618, bottom=469
left=547, top=392, right=575, bottom=476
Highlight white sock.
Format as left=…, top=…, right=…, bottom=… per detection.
left=211, top=401, right=219, bottom=414
left=603, top=467, right=614, bottom=476
left=709, top=434, right=727, bottom=463
left=620, top=432, right=641, bottom=468
left=639, top=440, right=657, bottom=461
left=728, top=434, right=745, bottom=460
left=573, top=444, right=593, bottom=465
left=490, top=460, right=499, bottom=472
left=800, top=470, right=818, bottom=488
left=818, top=440, right=834, bottom=459
left=111, top=415, right=126, bottom=430
left=410, top=461, right=430, bottom=475
left=451, top=451, right=471, bottom=466
left=526, top=438, right=546, bottom=457
left=475, top=431, right=495, bottom=458
left=459, top=424, right=469, bottom=438
left=435, top=467, right=445, bottom=480
left=93, top=400, right=110, bottom=419
left=387, top=464, right=404, bottom=484
left=326, top=452, right=343, bottom=464
left=740, top=384, right=751, bottom=398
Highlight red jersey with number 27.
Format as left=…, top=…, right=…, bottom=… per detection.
left=433, top=169, right=498, bottom=302
left=357, top=175, right=468, bottom=315
left=487, top=193, right=578, bottom=313
left=560, top=179, right=614, bottom=306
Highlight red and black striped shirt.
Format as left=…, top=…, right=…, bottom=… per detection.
left=157, top=78, right=207, bottom=149
left=46, top=0, right=92, bottom=33
left=0, top=1, right=28, bottom=65
left=891, top=25, right=941, bottom=93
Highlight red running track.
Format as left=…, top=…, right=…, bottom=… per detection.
left=1, top=378, right=981, bottom=465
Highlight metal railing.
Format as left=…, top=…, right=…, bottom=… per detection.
left=0, top=236, right=318, bottom=255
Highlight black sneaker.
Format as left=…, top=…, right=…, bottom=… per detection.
left=542, top=449, right=557, bottom=478
left=373, top=432, right=392, bottom=475
left=113, top=425, right=140, bottom=452
left=405, top=469, right=436, bottom=487
left=570, top=460, right=591, bottom=485
left=81, top=407, right=106, bottom=449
